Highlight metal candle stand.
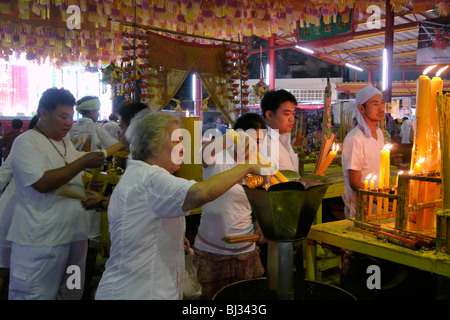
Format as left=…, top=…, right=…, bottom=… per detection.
left=213, top=175, right=356, bottom=300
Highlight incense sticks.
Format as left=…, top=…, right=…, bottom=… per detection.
left=222, top=234, right=260, bottom=244
left=313, top=132, right=335, bottom=175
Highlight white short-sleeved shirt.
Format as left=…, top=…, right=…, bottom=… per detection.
left=68, top=119, right=118, bottom=152
left=342, top=125, right=385, bottom=218
left=7, top=130, right=89, bottom=246
left=0, top=156, right=15, bottom=267
left=95, top=159, right=196, bottom=300
left=194, top=148, right=255, bottom=255
left=260, top=126, right=299, bottom=173
left=103, top=120, right=121, bottom=140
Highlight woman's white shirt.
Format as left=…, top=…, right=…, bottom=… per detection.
left=95, top=159, right=196, bottom=300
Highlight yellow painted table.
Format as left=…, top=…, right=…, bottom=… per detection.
left=305, top=219, right=450, bottom=281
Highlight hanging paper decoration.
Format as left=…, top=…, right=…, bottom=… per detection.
left=252, top=79, right=268, bottom=104
left=0, top=0, right=448, bottom=69
left=225, top=43, right=250, bottom=113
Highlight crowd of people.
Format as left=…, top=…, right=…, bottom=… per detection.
left=0, top=84, right=413, bottom=300
left=0, top=86, right=300, bottom=300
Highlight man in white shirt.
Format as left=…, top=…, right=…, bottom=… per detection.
left=103, top=114, right=121, bottom=140
left=68, top=97, right=120, bottom=240
left=68, top=96, right=119, bottom=153
left=342, top=87, right=386, bottom=218
left=7, top=87, right=105, bottom=299
left=399, top=117, right=413, bottom=144
left=259, top=89, right=299, bottom=174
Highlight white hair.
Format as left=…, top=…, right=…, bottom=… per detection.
left=125, top=110, right=180, bottom=161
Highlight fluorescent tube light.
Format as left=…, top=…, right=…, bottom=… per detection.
left=295, top=45, right=314, bottom=54
left=345, top=63, right=363, bottom=72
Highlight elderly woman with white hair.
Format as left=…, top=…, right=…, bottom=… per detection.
left=342, top=86, right=386, bottom=218
left=95, top=110, right=268, bottom=300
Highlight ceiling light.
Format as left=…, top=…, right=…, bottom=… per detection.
left=295, top=45, right=314, bottom=54
left=345, top=63, right=363, bottom=72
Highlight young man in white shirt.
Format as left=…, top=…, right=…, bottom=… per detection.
left=342, top=87, right=386, bottom=218
left=259, top=89, right=299, bottom=174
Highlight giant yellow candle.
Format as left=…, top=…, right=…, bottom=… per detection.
left=409, top=158, right=425, bottom=231
left=438, top=93, right=450, bottom=211
left=423, top=76, right=443, bottom=228
left=429, top=76, right=443, bottom=171
left=411, top=158, right=424, bottom=203
left=411, top=75, right=431, bottom=170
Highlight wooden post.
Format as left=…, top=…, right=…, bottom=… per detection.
left=356, top=189, right=363, bottom=221
left=396, top=175, right=410, bottom=230
left=446, top=216, right=450, bottom=254
left=436, top=213, right=443, bottom=253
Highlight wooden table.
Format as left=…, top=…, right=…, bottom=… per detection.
left=305, top=219, right=450, bottom=281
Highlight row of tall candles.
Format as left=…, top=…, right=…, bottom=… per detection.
left=363, top=144, right=394, bottom=218
left=362, top=68, right=446, bottom=228
left=409, top=67, right=445, bottom=231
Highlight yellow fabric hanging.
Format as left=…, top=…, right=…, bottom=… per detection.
left=144, top=31, right=236, bottom=124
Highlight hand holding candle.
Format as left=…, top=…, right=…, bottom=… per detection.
left=226, top=129, right=288, bottom=183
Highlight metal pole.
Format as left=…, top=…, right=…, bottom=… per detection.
left=269, top=34, right=276, bottom=90
left=385, top=0, right=394, bottom=103
left=267, top=240, right=294, bottom=300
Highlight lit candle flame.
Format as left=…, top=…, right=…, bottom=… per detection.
left=398, top=171, right=404, bottom=175
left=408, top=170, right=413, bottom=175
left=372, top=175, right=376, bottom=181
left=436, top=65, right=449, bottom=78
left=185, top=110, right=189, bottom=117
left=366, top=173, right=373, bottom=180
left=423, top=65, right=437, bottom=76
left=383, top=143, right=392, bottom=151
left=418, top=158, right=425, bottom=164
left=332, top=143, right=339, bottom=152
